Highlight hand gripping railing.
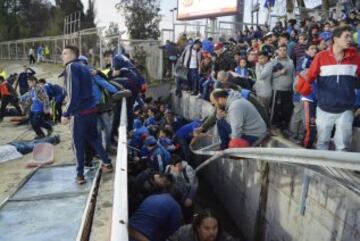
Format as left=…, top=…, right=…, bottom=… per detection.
left=110, top=98, right=129, bottom=241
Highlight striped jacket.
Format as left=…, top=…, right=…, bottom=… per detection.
left=177, top=44, right=201, bottom=69
left=63, top=59, right=96, bottom=117
left=304, top=47, right=360, bottom=113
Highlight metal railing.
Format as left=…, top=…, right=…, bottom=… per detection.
left=110, top=98, right=129, bottom=241
left=193, top=146, right=360, bottom=173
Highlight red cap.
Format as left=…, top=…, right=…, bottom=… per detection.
left=214, top=43, right=224, bottom=51
left=228, top=138, right=250, bottom=148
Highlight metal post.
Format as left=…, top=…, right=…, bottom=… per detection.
left=64, top=16, right=68, bottom=45
left=69, top=14, right=72, bottom=41
left=209, top=18, right=217, bottom=37
left=299, top=174, right=310, bottom=215
left=256, top=0, right=259, bottom=26
left=54, top=39, right=57, bottom=64
left=251, top=0, right=254, bottom=26
left=78, top=11, right=81, bottom=51
left=205, top=19, right=208, bottom=39
left=172, top=9, right=175, bottom=42
left=79, top=33, right=82, bottom=55
left=23, top=42, right=26, bottom=60
left=99, top=37, right=103, bottom=68
left=8, top=43, right=10, bottom=60
left=15, top=43, right=18, bottom=59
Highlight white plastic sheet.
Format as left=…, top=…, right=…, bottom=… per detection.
left=0, top=145, right=23, bottom=163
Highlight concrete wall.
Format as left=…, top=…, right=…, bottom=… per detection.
left=171, top=92, right=360, bottom=241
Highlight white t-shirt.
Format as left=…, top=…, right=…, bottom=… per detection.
left=189, top=49, right=198, bottom=69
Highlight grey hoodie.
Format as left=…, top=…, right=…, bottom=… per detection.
left=254, top=61, right=273, bottom=98
left=271, top=57, right=295, bottom=91
left=225, top=91, right=267, bottom=139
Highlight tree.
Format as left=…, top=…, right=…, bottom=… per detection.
left=116, top=0, right=161, bottom=40
left=83, top=0, right=96, bottom=29
left=0, top=0, right=96, bottom=41
left=105, top=22, right=120, bottom=36
left=0, top=0, right=53, bottom=41
left=296, top=0, right=308, bottom=21
left=321, top=0, right=330, bottom=21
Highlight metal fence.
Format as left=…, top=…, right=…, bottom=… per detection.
left=0, top=28, right=164, bottom=81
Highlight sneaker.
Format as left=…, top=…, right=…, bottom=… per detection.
left=101, top=163, right=114, bottom=173
left=76, top=175, right=86, bottom=185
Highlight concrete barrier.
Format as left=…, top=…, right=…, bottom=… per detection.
left=171, top=92, right=360, bottom=241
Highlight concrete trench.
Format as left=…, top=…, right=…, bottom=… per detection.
left=168, top=88, right=360, bottom=241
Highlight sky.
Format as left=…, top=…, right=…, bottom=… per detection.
left=80, top=0, right=322, bottom=37
left=82, top=0, right=178, bottom=30
left=85, top=0, right=322, bottom=27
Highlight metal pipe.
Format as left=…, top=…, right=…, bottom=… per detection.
left=110, top=98, right=129, bottom=241
left=299, top=174, right=310, bottom=215
left=193, top=147, right=360, bottom=172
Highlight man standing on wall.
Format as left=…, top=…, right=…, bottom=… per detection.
left=61, top=45, right=113, bottom=184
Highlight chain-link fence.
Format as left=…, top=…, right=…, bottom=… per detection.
left=0, top=28, right=164, bottom=82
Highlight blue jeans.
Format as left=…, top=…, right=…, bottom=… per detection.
left=188, top=68, right=199, bottom=92
left=201, top=78, right=214, bottom=101
left=30, top=112, right=52, bottom=137
left=217, top=118, right=259, bottom=149
left=217, top=119, right=232, bottom=150
left=54, top=95, right=65, bottom=122
left=72, top=113, right=111, bottom=176
left=175, top=77, right=183, bottom=97
left=97, top=111, right=113, bottom=151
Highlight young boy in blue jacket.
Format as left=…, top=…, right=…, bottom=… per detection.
left=144, top=136, right=171, bottom=173
left=27, top=76, right=53, bottom=139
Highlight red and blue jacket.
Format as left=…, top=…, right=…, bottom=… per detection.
left=297, top=47, right=360, bottom=113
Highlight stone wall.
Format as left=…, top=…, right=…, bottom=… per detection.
left=171, top=92, right=360, bottom=241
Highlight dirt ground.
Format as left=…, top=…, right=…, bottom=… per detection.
left=0, top=61, right=76, bottom=200
left=0, top=60, right=115, bottom=240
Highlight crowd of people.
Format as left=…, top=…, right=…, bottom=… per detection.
left=1, top=43, right=240, bottom=240
left=27, top=45, right=50, bottom=65
left=1, top=7, right=360, bottom=241
left=167, top=11, right=360, bottom=151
